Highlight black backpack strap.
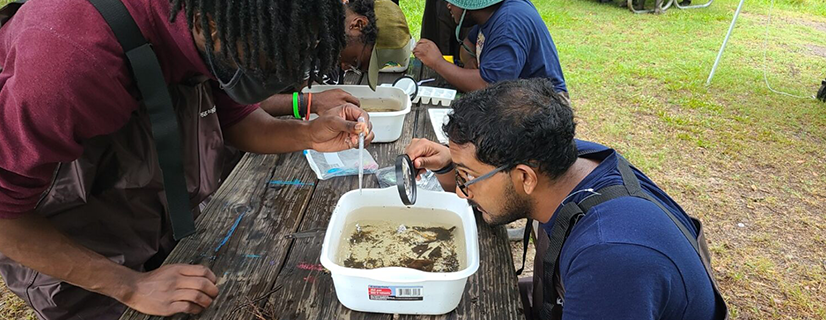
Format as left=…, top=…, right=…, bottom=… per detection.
left=538, top=201, right=585, bottom=320
left=87, top=0, right=195, bottom=240
left=515, top=218, right=532, bottom=275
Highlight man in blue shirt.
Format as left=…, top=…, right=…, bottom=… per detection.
left=412, top=0, right=567, bottom=94
left=404, top=78, right=727, bottom=319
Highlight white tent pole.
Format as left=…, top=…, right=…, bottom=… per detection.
left=706, top=0, right=747, bottom=86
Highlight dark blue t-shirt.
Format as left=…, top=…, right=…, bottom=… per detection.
left=466, top=0, right=567, bottom=92
left=539, top=140, right=718, bottom=320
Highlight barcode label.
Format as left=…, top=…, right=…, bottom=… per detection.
left=368, top=285, right=424, bottom=301
left=397, top=288, right=423, bottom=297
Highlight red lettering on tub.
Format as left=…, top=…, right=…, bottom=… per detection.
left=369, top=287, right=393, bottom=296
left=368, top=285, right=424, bottom=301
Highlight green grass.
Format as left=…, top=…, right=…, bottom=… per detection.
left=1, top=277, right=34, bottom=320
left=1, top=0, right=825, bottom=319
left=400, top=0, right=826, bottom=319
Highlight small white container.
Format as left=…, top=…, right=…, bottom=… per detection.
left=427, top=108, right=452, bottom=145
left=320, top=188, right=480, bottom=315
left=303, top=85, right=412, bottom=143
left=413, top=86, right=457, bottom=107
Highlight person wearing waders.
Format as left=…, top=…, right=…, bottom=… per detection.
left=0, top=0, right=374, bottom=318
left=404, top=79, right=729, bottom=320
left=420, top=0, right=475, bottom=60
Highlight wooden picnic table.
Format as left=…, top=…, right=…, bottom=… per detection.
left=120, top=60, right=523, bottom=320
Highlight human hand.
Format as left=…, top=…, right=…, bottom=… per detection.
left=309, top=103, right=374, bottom=152
left=413, top=39, right=445, bottom=68
left=405, top=138, right=452, bottom=179
left=120, top=264, right=219, bottom=316
left=311, top=89, right=360, bottom=114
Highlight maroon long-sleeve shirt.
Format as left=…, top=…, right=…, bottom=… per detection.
left=0, top=0, right=258, bottom=218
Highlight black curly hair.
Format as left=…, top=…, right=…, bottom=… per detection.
left=345, top=0, right=378, bottom=46
left=169, top=0, right=345, bottom=85
left=444, top=78, right=578, bottom=180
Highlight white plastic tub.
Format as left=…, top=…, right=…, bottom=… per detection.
left=303, top=85, right=412, bottom=143
left=320, top=187, right=480, bottom=315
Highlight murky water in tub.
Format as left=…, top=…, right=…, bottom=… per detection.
left=360, top=99, right=403, bottom=113
left=336, top=207, right=465, bottom=273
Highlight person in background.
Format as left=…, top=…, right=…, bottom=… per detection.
left=259, top=0, right=413, bottom=118
left=0, top=0, right=371, bottom=318
left=412, top=0, right=568, bottom=95
left=420, top=0, right=473, bottom=59
left=404, top=78, right=727, bottom=320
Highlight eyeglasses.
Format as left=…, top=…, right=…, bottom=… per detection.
left=455, top=165, right=508, bottom=197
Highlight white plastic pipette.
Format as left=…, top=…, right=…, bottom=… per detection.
left=358, top=117, right=365, bottom=194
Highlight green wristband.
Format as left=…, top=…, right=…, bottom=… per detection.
left=293, top=92, right=301, bottom=119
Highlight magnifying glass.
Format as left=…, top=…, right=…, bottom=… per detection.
left=395, top=154, right=417, bottom=206
left=393, top=76, right=419, bottom=101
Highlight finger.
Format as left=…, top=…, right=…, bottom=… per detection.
left=342, top=104, right=370, bottom=127
left=177, top=277, right=220, bottom=298
left=414, top=156, right=442, bottom=170
left=404, top=138, right=422, bottom=154
left=406, top=143, right=434, bottom=164
left=169, top=301, right=204, bottom=315
left=343, top=93, right=360, bottom=106
left=363, top=131, right=375, bottom=145
left=174, top=289, right=215, bottom=309
left=177, top=265, right=217, bottom=283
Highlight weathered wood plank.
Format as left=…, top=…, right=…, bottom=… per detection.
left=394, top=90, right=523, bottom=320
left=248, top=70, right=412, bottom=319
left=121, top=149, right=321, bottom=320
left=262, top=109, right=416, bottom=320
left=122, top=63, right=524, bottom=320
left=417, top=62, right=455, bottom=92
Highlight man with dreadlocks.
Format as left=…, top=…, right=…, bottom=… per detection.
left=258, top=0, right=413, bottom=117
left=0, top=0, right=370, bottom=319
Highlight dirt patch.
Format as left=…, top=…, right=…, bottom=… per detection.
left=806, top=44, right=826, bottom=58
left=799, top=19, right=826, bottom=34
left=741, top=12, right=826, bottom=35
